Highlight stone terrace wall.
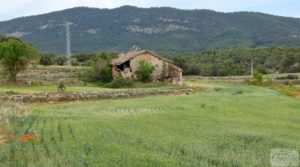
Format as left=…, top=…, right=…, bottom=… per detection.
left=0, top=88, right=194, bottom=103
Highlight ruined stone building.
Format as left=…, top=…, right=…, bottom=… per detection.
left=111, top=50, right=183, bottom=85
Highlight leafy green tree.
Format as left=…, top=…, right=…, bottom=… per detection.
left=281, top=54, right=296, bottom=72
left=136, top=60, right=155, bottom=82
left=173, top=57, right=187, bottom=71
left=0, top=38, right=40, bottom=81
left=40, top=53, right=54, bottom=66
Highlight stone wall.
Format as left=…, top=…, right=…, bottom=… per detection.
left=0, top=88, right=194, bottom=103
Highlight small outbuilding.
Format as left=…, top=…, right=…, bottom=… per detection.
left=111, top=50, right=183, bottom=85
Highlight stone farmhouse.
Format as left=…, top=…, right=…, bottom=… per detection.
left=111, top=50, right=183, bottom=85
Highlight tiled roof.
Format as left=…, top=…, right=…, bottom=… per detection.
left=112, top=50, right=174, bottom=65
left=111, top=51, right=144, bottom=65
left=111, top=50, right=182, bottom=71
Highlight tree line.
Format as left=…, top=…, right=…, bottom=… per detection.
left=1, top=35, right=300, bottom=83
left=40, top=47, right=300, bottom=76
left=172, top=47, right=300, bottom=76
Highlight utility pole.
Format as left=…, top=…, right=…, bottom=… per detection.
left=65, top=22, right=72, bottom=67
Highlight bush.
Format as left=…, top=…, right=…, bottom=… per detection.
left=276, top=74, right=298, bottom=80
left=105, top=78, right=135, bottom=88
left=263, top=77, right=273, bottom=86
left=54, top=56, right=66, bottom=66
left=71, top=58, right=79, bottom=66
left=186, top=65, right=201, bottom=75
left=57, top=81, right=66, bottom=93
left=78, top=55, right=113, bottom=83
left=40, top=54, right=54, bottom=66
left=250, top=71, right=263, bottom=86
left=102, top=66, right=113, bottom=83
left=255, top=66, right=267, bottom=74
left=136, top=60, right=155, bottom=82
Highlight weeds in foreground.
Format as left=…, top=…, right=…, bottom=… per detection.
left=0, top=102, right=24, bottom=145
left=268, top=83, right=300, bottom=98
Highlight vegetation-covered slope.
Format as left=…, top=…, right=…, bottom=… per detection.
left=0, top=6, right=300, bottom=54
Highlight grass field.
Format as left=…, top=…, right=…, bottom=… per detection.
left=0, top=82, right=299, bottom=167
left=266, top=73, right=300, bottom=78
left=0, top=84, right=182, bottom=94
left=0, top=85, right=115, bottom=94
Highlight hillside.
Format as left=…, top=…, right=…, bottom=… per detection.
left=0, top=6, right=300, bottom=54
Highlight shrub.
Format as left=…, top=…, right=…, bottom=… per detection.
left=255, top=66, right=267, bottom=74
left=263, top=77, right=273, bottom=86
left=186, top=65, right=201, bottom=75
left=40, top=54, right=54, bottom=66
left=105, top=78, right=135, bottom=88
left=101, top=66, right=113, bottom=83
left=276, top=75, right=298, bottom=80
left=57, top=81, right=66, bottom=93
left=250, top=71, right=263, bottom=86
left=71, top=58, right=79, bottom=66
left=78, top=55, right=112, bottom=83
left=54, top=56, right=66, bottom=66
left=136, top=60, right=155, bottom=82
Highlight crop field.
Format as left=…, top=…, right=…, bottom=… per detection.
left=0, top=82, right=299, bottom=167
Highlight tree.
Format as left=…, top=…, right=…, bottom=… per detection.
left=281, top=54, right=296, bottom=72
left=0, top=38, right=40, bottom=81
left=136, top=60, right=155, bottom=82
left=40, top=53, right=54, bottom=66
left=173, top=56, right=187, bottom=72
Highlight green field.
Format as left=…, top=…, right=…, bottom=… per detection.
left=1, top=83, right=299, bottom=167
left=0, top=85, right=114, bottom=94
left=0, top=84, right=182, bottom=94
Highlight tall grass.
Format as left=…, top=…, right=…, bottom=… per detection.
left=0, top=84, right=299, bottom=166
left=0, top=102, right=24, bottom=160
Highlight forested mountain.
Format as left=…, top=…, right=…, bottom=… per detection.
left=0, top=6, right=300, bottom=54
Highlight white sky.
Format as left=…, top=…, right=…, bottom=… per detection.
left=0, top=0, right=300, bottom=21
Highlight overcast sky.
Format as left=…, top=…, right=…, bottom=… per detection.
left=0, top=0, right=299, bottom=21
